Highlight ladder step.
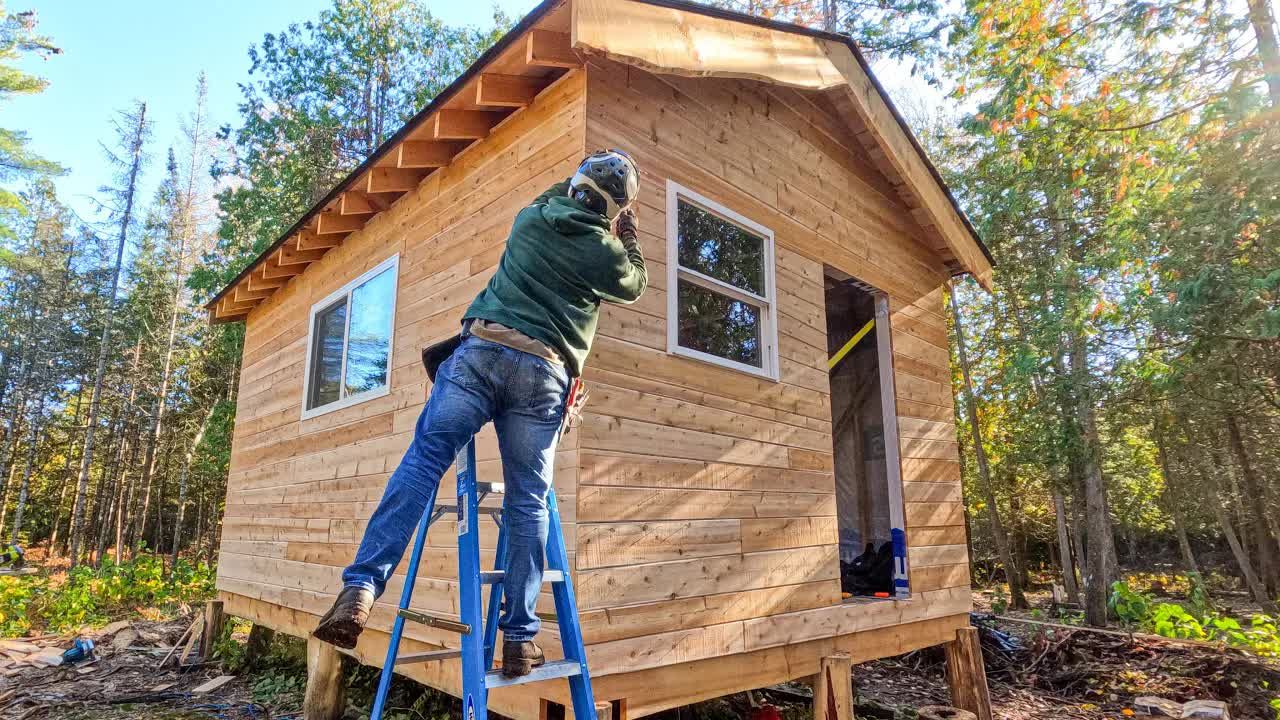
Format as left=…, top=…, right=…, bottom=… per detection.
left=433, top=504, right=503, bottom=518
left=484, top=659, right=582, bottom=689
left=397, top=609, right=471, bottom=634
left=480, top=569, right=564, bottom=584
left=394, top=649, right=461, bottom=665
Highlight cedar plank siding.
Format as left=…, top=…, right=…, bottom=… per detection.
left=570, top=56, right=971, bottom=687
left=218, top=70, right=589, bottom=720
left=215, top=50, right=971, bottom=720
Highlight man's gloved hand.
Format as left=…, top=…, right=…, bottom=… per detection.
left=615, top=207, right=639, bottom=242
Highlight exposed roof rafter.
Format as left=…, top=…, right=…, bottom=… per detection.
left=207, top=0, right=990, bottom=324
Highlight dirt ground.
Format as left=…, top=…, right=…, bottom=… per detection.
left=0, top=616, right=267, bottom=720
left=1, top=610, right=1276, bottom=720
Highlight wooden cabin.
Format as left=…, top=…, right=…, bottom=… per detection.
left=206, top=0, right=995, bottom=717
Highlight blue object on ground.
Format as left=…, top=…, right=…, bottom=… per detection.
left=62, top=637, right=95, bottom=664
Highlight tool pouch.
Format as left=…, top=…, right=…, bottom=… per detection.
left=421, top=334, right=463, bottom=383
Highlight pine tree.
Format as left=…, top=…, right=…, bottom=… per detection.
left=68, top=102, right=150, bottom=566
left=0, top=4, right=63, bottom=225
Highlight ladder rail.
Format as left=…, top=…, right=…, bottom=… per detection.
left=545, top=489, right=597, bottom=716
left=369, top=437, right=597, bottom=720
left=368, top=477, right=442, bottom=720
left=482, top=522, right=507, bottom=671
left=456, top=440, right=489, bottom=720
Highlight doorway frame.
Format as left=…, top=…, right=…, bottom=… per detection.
left=825, top=267, right=911, bottom=600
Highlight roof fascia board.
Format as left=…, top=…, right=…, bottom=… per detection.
left=572, top=0, right=845, bottom=90
left=817, top=38, right=993, bottom=289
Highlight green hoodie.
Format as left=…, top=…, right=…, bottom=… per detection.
left=463, top=181, right=647, bottom=376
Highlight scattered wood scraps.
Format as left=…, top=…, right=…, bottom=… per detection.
left=192, top=674, right=236, bottom=694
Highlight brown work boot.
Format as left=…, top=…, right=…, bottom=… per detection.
left=312, top=586, right=374, bottom=649
left=501, top=640, right=545, bottom=678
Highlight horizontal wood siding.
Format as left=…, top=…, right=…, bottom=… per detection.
left=575, top=56, right=969, bottom=674
left=217, top=70, right=589, bottom=657
left=218, top=46, right=972, bottom=713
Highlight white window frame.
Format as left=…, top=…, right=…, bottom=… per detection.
left=300, top=254, right=399, bottom=420
left=666, top=180, right=779, bottom=381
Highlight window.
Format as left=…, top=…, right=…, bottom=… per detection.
left=666, top=181, right=777, bottom=379
left=302, top=255, right=399, bottom=418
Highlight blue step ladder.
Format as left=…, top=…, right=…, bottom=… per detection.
left=369, top=437, right=597, bottom=720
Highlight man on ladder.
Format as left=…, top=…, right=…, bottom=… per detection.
left=313, top=149, right=645, bottom=680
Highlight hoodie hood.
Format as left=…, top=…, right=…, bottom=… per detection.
left=541, top=194, right=611, bottom=236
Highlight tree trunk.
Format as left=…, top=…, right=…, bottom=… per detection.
left=1248, top=0, right=1280, bottom=107
left=0, top=363, right=30, bottom=538
left=170, top=405, right=215, bottom=570
left=91, top=411, right=124, bottom=568
left=1226, top=415, right=1280, bottom=591
left=949, top=282, right=1027, bottom=609
left=1213, top=491, right=1276, bottom=613
left=8, top=407, right=40, bottom=545
left=48, top=382, right=85, bottom=556
left=1185, top=439, right=1275, bottom=612
left=139, top=78, right=207, bottom=562
left=0, top=455, right=17, bottom=541
left=69, top=102, right=148, bottom=566
left=192, top=487, right=205, bottom=562
left=1172, top=513, right=1199, bottom=577
left=1152, top=419, right=1200, bottom=575
left=48, top=463, right=71, bottom=553
left=1009, top=486, right=1032, bottom=595
left=1102, top=491, right=1121, bottom=582
left=1070, top=327, right=1110, bottom=626
left=114, top=424, right=142, bottom=559
left=153, top=437, right=176, bottom=552
left=1053, top=490, right=1081, bottom=602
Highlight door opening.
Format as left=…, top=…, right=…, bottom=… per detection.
left=824, top=269, right=909, bottom=601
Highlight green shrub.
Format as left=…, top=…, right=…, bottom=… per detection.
left=1185, top=571, right=1215, bottom=618
left=0, top=555, right=216, bottom=636
left=1150, top=603, right=1206, bottom=639
left=1109, top=581, right=1153, bottom=625
left=1108, top=581, right=1280, bottom=657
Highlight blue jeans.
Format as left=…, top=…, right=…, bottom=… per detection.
left=342, top=335, right=569, bottom=642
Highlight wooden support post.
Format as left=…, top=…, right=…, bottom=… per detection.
left=305, top=636, right=346, bottom=720
left=199, top=600, right=224, bottom=660
left=944, top=627, right=993, bottom=720
left=812, top=653, right=854, bottom=720
left=595, top=701, right=613, bottom=720
left=244, top=623, right=275, bottom=669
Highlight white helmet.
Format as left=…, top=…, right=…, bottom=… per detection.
left=568, top=149, right=639, bottom=219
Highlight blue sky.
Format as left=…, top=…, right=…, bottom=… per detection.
left=12, top=1, right=935, bottom=226
left=11, top=0, right=541, bottom=223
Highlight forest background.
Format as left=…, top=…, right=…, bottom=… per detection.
left=0, top=0, right=1277, bottom=638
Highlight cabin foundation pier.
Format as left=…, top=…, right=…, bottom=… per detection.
left=305, top=636, right=347, bottom=720
left=812, top=653, right=854, bottom=720
left=943, top=627, right=993, bottom=720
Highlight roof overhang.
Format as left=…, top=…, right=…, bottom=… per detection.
left=572, top=0, right=993, bottom=288
left=207, top=0, right=991, bottom=323
left=205, top=0, right=581, bottom=323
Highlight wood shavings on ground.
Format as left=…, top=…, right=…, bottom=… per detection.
left=0, top=615, right=259, bottom=720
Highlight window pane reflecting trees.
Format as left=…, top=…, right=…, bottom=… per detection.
left=677, top=279, right=762, bottom=367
